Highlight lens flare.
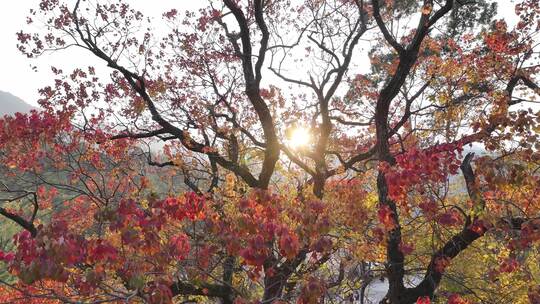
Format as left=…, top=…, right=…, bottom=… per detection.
left=288, top=127, right=311, bottom=149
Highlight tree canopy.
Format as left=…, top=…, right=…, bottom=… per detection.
left=1, top=0, right=540, bottom=303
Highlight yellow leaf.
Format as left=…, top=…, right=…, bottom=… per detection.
left=422, top=4, right=433, bottom=15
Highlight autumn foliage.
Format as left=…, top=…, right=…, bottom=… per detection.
left=1, top=0, right=540, bottom=303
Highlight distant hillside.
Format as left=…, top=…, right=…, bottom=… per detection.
left=0, top=91, right=35, bottom=116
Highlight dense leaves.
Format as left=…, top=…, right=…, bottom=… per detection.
left=1, top=0, right=540, bottom=303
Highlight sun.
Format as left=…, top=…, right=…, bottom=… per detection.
left=287, top=126, right=311, bottom=149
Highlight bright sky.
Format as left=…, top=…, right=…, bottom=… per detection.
left=0, top=1, right=519, bottom=107
left=0, top=0, right=202, bottom=106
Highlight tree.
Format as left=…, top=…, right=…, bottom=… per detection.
left=1, top=0, right=540, bottom=303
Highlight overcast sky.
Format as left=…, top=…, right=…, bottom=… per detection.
left=0, top=1, right=518, bottom=107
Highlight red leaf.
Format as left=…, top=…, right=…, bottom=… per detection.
left=416, top=296, right=431, bottom=304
